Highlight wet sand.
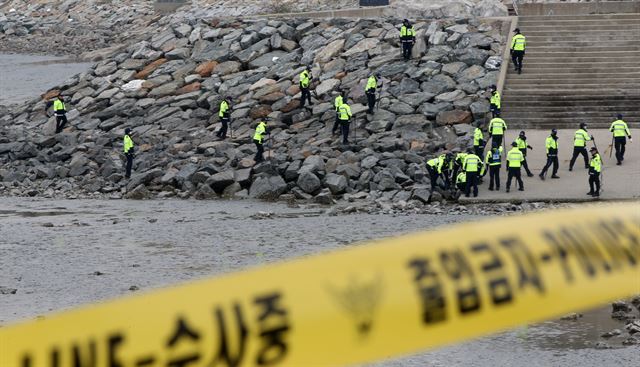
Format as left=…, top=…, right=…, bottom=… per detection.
left=0, top=197, right=637, bottom=367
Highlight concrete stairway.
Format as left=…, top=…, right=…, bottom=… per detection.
left=501, top=13, right=640, bottom=129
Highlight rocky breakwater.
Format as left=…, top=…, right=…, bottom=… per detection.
left=0, top=0, right=156, bottom=57
left=0, top=16, right=505, bottom=203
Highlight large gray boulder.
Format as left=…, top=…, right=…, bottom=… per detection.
left=297, top=171, right=321, bottom=194
left=249, top=175, right=288, bottom=200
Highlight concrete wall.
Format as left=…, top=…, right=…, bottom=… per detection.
left=154, top=0, right=187, bottom=13
left=520, top=1, right=640, bottom=16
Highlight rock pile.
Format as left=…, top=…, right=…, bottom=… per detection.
left=0, top=0, right=156, bottom=56
left=0, top=16, right=505, bottom=203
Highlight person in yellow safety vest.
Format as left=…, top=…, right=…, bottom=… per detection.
left=456, top=171, right=467, bottom=193
left=299, top=66, right=313, bottom=107
left=539, top=129, right=560, bottom=180
left=473, top=123, right=485, bottom=157
left=610, top=114, right=632, bottom=165
left=515, top=131, right=534, bottom=177
left=216, top=96, right=232, bottom=140
left=569, top=122, right=592, bottom=171
left=331, top=91, right=344, bottom=136
left=365, top=73, right=381, bottom=114
left=123, top=128, right=134, bottom=179
left=511, top=28, right=526, bottom=74
left=463, top=150, right=483, bottom=197
left=506, top=141, right=525, bottom=193
left=426, top=152, right=453, bottom=191
left=587, top=147, right=602, bottom=197
left=45, top=95, right=68, bottom=133
left=489, top=85, right=501, bottom=117
left=253, top=120, right=268, bottom=163
left=451, top=151, right=468, bottom=184
left=337, top=100, right=352, bottom=145
left=482, top=146, right=503, bottom=191
left=399, top=19, right=416, bottom=61
left=488, top=116, right=507, bottom=148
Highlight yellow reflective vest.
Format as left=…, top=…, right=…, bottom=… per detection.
left=609, top=119, right=630, bottom=138
left=253, top=121, right=267, bottom=143
left=334, top=95, right=343, bottom=112
left=546, top=136, right=558, bottom=154
left=456, top=172, right=466, bottom=185
left=218, top=100, right=229, bottom=118
left=463, top=154, right=482, bottom=173
left=489, top=118, right=507, bottom=135
left=338, top=103, right=352, bottom=121
left=366, top=76, right=377, bottom=92
left=590, top=153, right=602, bottom=173
left=573, top=129, right=591, bottom=147
left=123, top=134, right=134, bottom=154
left=512, top=34, right=526, bottom=51
left=53, top=99, right=66, bottom=113
left=400, top=25, right=415, bottom=38
left=490, top=91, right=501, bottom=109
left=300, top=70, right=311, bottom=88
left=507, top=147, right=524, bottom=168
left=473, top=128, right=484, bottom=146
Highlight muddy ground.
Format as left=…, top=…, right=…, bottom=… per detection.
left=0, top=197, right=637, bottom=367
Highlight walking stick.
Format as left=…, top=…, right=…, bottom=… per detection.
left=376, top=82, right=383, bottom=111
left=591, top=138, right=605, bottom=192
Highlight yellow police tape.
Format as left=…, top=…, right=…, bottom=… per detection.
left=1, top=203, right=639, bottom=367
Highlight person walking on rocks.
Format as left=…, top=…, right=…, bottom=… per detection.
left=609, top=114, right=632, bottom=165
left=123, top=128, right=134, bottom=179
left=400, top=19, right=416, bottom=61
left=332, top=91, right=344, bottom=135
left=506, top=141, right=525, bottom=193
left=488, top=115, right=507, bottom=148
left=473, top=123, right=485, bottom=157
left=366, top=73, right=381, bottom=114
left=337, top=99, right=352, bottom=144
left=569, top=122, right=592, bottom=171
left=489, top=85, right=501, bottom=117
left=539, top=129, right=560, bottom=180
left=511, top=28, right=526, bottom=74
left=216, top=96, right=232, bottom=140
left=463, top=150, right=483, bottom=198
left=483, top=146, right=503, bottom=191
left=253, top=120, right=268, bottom=163
left=515, top=131, right=534, bottom=177
left=299, top=66, right=313, bottom=108
left=45, top=95, right=68, bottom=133
left=587, top=147, right=602, bottom=197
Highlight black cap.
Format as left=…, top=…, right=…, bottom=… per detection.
left=125, top=128, right=131, bottom=134
left=551, top=128, right=558, bottom=134
left=617, top=114, right=623, bottom=119
left=489, top=85, right=496, bottom=90
left=511, top=141, right=518, bottom=147
left=514, top=28, right=520, bottom=33
left=580, top=122, right=587, bottom=129
left=590, top=147, right=598, bottom=152
left=519, top=130, right=525, bottom=136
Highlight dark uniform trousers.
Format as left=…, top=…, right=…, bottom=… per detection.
left=507, top=167, right=523, bottom=190
left=401, top=40, right=413, bottom=60
left=340, top=119, right=350, bottom=144
left=55, top=113, right=68, bottom=133
left=589, top=171, right=601, bottom=195
left=488, top=165, right=500, bottom=190
left=490, top=104, right=500, bottom=117
left=491, top=134, right=503, bottom=148
left=512, top=50, right=524, bottom=71
left=254, top=140, right=264, bottom=162
left=520, top=149, right=533, bottom=176
left=125, top=153, right=133, bottom=179
left=569, top=147, right=589, bottom=169
left=300, top=87, right=312, bottom=107
left=217, top=117, right=229, bottom=138
left=614, top=136, right=627, bottom=163
left=474, top=144, right=484, bottom=158
left=540, top=152, right=559, bottom=177
left=332, top=113, right=340, bottom=134
left=427, top=166, right=438, bottom=189
left=366, top=91, right=376, bottom=113
left=465, top=172, right=479, bottom=197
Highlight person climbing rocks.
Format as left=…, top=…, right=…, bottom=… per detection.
left=473, top=122, right=485, bottom=158
left=332, top=91, right=344, bottom=136
left=216, top=96, right=232, bottom=140
left=253, top=120, right=268, bottom=163
left=299, top=66, right=313, bottom=108
left=337, top=98, right=352, bottom=145
left=45, top=95, right=68, bottom=133
left=489, top=85, right=501, bottom=117
left=400, top=19, right=416, bottom=61
left=365, top=73, right=381, bottom=115
left=123, top=128, right=134, bottom=179
left=511, top=28, right=526, bottom=74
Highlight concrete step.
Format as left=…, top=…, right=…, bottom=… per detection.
left=526, top=50, right=640, bottom=58
left=519, top=14, right=640, bottom=21
left=524, top=61, right=639, bottom=68
left=519, top=20, right=640, bottom=27
left=526, top=36, right=638, bottom=42
left=504, top=79, right=640, bottom=86
left=502, top=92, right=640, bottom=99
left=505, top=70, right=640, bottom=77
left=502, top=111, right=640, bottom=120
left=523, top=28, right=640, bottom=36
left=502, top=104, right=639, bottom=111
left=506, top=120, right=640, bottom=129
left=527, top=41, right=638, bottom=48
